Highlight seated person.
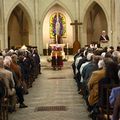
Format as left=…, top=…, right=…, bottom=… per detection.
left=112, top=94, right=120, bottom=120
left=109, top=87, right=120, bottom=106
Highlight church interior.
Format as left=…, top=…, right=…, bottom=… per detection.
left=0, top=0, right=120, bottom=120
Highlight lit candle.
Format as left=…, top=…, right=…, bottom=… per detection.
left=67, top=43, right=68, bottom=49
left=46, top=43, right=48, bottom=49
left=56, top=35, right=57, bottom=44
left=55, top=52, right=57, bottom=59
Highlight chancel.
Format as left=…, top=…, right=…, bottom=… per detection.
left=49, top=12, right=66, bottom=69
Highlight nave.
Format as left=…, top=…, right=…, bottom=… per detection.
left=9, top=56, right=90, bottom=120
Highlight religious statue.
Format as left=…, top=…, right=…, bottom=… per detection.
left=55, top=14, right=62, bottom=44
left=49, top=12, right=66, bottom=44
left=55, top=16, right=60, bottom=35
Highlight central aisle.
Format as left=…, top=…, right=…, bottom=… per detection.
left=9, top=56, right=90, bottom=120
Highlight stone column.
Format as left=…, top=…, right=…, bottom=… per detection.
left=75, top=0, right=80, bottom=43
left=34, top=0, right=43, bottom=54
left=0, top=0, right=5, bottom=50
left=110, top=0, right=115, bottom=46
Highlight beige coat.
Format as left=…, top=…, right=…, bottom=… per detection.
left=87, top=68, right=106, bottom=106
left=0, top=68, right=16, bottom=96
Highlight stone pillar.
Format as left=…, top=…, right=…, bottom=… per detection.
left=0, top=0, right=5, bottom=50
left=34, top=0, right=43, bottom=54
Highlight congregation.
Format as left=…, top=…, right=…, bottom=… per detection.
left=72, top=44, right=120, bottom=120
left=0, top=46, right=41, bottom=119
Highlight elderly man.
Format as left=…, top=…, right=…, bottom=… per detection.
left=99, top=30, right=109, bottom=48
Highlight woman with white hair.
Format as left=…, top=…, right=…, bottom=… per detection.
left=0, top=56, right=16, bottom=112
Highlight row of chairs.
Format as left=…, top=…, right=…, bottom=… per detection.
left=0, top=98, right=8, bottom=120
left=0, top=79, right=8, bottom=120
left=0, top=63, right=41, bottom=120
left=93, top=83, right=120, bottom=120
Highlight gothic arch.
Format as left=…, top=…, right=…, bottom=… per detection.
left=41, top=1, right=74, bottom=51
left=82, top=0, right=109, bottom=22
left=41, top=1, right=74, bottom=24
left=82, top=0, right=108, bottom=45
left=5, top=1, right=34, bottom=48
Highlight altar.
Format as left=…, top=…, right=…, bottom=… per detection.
left=50, top=44, right=65, bottom=49
left=49, top=44, right=65, bottom=70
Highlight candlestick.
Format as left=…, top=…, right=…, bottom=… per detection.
left=46, top=43, right=48, bottom=56
left=55, top=52, right=57, bottom=68
left=66, top=43, right=69, bottom=60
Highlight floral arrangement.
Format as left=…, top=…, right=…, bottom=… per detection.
left=52, top=46, right=62, bottom=51
left=49, top=12, right=66, bottom=38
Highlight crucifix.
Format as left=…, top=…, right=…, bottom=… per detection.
left=70, top=20, right=82, bottom=54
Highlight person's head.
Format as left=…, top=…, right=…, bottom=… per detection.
left=11, top=54, right=18, bottom=63
left=98, top=59, right=105, bottom=69
left=86, top=52, right=94, bottom=61
left=3, top=56, right=12, bottom=68
left=117, top=46, right=120, bottom=51
left=103, top=47, right=108, bottom=52
left=105, top=52, right=112, bottom=58
left=102, top=30, right=106, bottom=36
left=92, top=55, right=102, bottom=65
left=104, top=57, right=119, bottom=83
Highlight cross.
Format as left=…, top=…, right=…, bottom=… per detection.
left=70, top=20, right=82, bottom=41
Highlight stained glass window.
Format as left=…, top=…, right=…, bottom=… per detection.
left=49, top=12, right=66, bottom=39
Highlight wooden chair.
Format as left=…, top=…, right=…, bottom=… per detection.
left=0, top=98, right=8, bottom=120
left=98, top=81, right=119, bottom=120
left=0, top=84, right=8, bottom=120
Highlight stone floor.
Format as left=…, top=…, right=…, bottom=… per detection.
left=9, top=56, right=91, bottom=120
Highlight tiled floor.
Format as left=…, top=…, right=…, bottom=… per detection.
left=9, top=56, right=91, bottom=120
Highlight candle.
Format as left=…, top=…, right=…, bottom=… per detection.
left=56, top=35, right=57, bottom=44
left=46, top=43, right=48, bottom=49
left=55, top=52, right=57, bottom=59
left=67, top=43, right=68, bottom=49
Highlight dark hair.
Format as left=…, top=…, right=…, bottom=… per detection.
left=117, top=46, right=120, bottom=51
left=109, top=46, right=114, bottom=50
left=104, top=58, right=119, bottom=84
left=105, top=52, right=112, bottom=58
left=103, top=47, right=108, bottom=52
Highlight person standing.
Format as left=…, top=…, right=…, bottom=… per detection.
left=99, top=30, right=109, bottom=48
